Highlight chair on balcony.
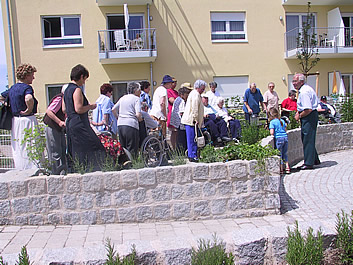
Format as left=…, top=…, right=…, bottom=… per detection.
left=114, top=30, right=130, bottom=51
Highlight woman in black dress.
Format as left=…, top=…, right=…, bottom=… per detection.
left=63, top=64, right=105, bottom=172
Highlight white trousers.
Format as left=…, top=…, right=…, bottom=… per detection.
left=11, top=115, right=38, bottom=170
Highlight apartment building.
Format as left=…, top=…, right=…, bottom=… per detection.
left=1, top=0, right=353, bottom=112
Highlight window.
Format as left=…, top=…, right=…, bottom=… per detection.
left=42, top=16, right=82, bottom=47
left=342, top=74, right=353, bottom=94
left=286, top=13, right=316, bottom=50
left=211, top=13, right=246, bottom=42
left=46, top=85, right=63, bottom=105
left=329, top=72, right=353, bottom=95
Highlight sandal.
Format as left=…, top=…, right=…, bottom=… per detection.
left=285, top=168, right=291, bottom=174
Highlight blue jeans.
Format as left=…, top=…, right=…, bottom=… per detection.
left=185, top=125, right=197, bottom=159
left=275, top=137, right=288, bottom=164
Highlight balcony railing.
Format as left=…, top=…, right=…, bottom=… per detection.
left=285, top=27, right=353, bottom=57
left=98, top=28, right=157, bottom=63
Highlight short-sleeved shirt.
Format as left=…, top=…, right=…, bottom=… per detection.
left=140, top=91, right=152, bottom=110
left=281, top=97, right=297, bottom=111
left=48, top=96, right=62, bottom=113
left=297, top=84, right=318, bottom=112
left=242, top=88, right=263, bottom=114
left=8, top=83, right=38, bottom=115
left=93, top=94, right=118, bottom=135
left=205, top=90, right=220, bottom=108
left=112, top=94, right=141, bottom=130
left=269, top=118, right=287, bottom=139
left=150, top=85, right=167, bottom=120
left=263, top=90, right=279, bottom=110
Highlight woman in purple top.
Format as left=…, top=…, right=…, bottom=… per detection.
left=8, top=63, right=39, bottom=170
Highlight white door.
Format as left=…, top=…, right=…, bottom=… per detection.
left=327, top=8, right=345, bottom=47
left=213, top=76, right=249, bottom=99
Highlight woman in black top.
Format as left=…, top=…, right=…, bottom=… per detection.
left=63, top=64, right=105, bottom=172
left=8, top=63, right=39, bottom=170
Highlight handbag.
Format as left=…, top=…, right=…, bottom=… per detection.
left=194, top=125, right=205, bottom=148
left=0, top=96, right=13, bottom=130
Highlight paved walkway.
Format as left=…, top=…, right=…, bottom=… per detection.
left=0, top=149, right=352, bottom=264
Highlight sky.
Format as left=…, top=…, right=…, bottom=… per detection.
left=0, top=3, right=9, bottom=92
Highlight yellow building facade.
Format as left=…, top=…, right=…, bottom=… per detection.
left=1, top=0, right=353, bottom=112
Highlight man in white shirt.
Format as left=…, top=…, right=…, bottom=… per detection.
left=205, top=81, right=221, bottom=108
left=293, top=73, right=320, bottom=170
left=150, top=75, right=174, bottom=137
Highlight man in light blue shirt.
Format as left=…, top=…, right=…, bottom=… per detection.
left=293, top=73, right=320, bottom=170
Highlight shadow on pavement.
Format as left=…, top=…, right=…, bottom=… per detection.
left=279, top=175, right=299, bottom=214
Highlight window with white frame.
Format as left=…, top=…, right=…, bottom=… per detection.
left=42, top=16, right=82, bottom=47
left=46, top=84, right=63, bottom=105
left=211, top=12, right=246, bottom=42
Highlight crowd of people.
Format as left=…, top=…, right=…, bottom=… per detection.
left=2, top=63, right=328, bottom=174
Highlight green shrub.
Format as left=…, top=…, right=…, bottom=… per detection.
left=199, top=144, right=223, bottom=163
left=191, top=234, right=234, bottom=265
left=286, top=111, right=301, bottom=130
left=21, top=124, right=50, bottom=174
left=240, top=122, right=269, bottom=145
left=339, top=94, right=353, bottom=122
left=105, top=238, right=137, bottom=265
left=286, top=221, right=323, bottom=265
left=0, top=246, right=31, bottom=265
left=336, top=210, right=353, bottom=264
left=170, top=147, right=187, bottom=166
left=101, top=154, right=122, bottom=172
left=0, top=256, right=7, bottom=265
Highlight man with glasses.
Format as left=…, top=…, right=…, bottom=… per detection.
left=293, top=73, right=320, bottom=170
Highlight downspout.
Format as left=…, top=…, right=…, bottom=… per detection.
left=5, top=0, right=16, bottom=85
left=147, top=3, right=154, bottom=94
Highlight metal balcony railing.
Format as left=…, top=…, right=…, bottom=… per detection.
left=285, top=27, right=353, bottom=52
left=98, top=28, right=156, bottom=53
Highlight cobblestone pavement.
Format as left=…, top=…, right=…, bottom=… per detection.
left=0, top=150, right=352, bottom=264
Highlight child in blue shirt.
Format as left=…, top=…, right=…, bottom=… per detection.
left=269, top=108, right=290, bottom=174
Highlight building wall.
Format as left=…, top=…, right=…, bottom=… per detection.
left=1, top=0, right=353, bottom=112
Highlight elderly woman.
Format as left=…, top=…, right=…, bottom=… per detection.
left=8, top=63, right=39, bottom=169
left=216, top=97, right=242, bottom=140
left=112, top=82, right=142, bottom=157
left=63, top=64, right=105, bottom=172
left=92, top=83, right=117, bottom=137
left=181, top=79, right=206, bottom=162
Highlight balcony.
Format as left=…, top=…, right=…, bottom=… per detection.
left=284, top=27, right=353, bottom=59
left=96, top=0, right=152, bottom=6
left=282, top=0, right=353, bottom=5
left=98, top=28, right=157, bottom=64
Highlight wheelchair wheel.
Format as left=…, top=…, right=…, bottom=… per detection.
left=141, top=135, right=164, bottom=167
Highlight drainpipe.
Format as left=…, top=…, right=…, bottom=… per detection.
left=150, top=62, right=153, bottom=95
left=147, top=3, right=153, bottom=94
left=5, top=0, right=16, bottom=85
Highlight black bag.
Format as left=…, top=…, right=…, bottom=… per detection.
left=0, top=96, right=13, bottom=130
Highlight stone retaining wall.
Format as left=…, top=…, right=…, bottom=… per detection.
left=261, top=122, right=353, bottom=166
left=0, top=158, right=280, bottom=225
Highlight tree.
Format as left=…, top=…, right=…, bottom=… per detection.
left=296, top=2, right=320, bottom=75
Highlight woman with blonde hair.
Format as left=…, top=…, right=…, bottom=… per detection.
left=8, top=63, right=39, bottom=170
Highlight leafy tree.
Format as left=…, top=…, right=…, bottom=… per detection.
left=296, top=2, right=320, bottom=75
